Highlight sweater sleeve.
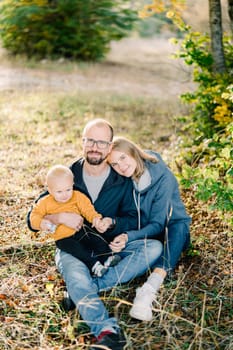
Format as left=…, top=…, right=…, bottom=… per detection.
left=30, top=196, right=77, bottom=241
left=49, top=224, right=76, bottom=241
left=76, top=192, right=102, bottom=223
left=27, top=191, right=49, bottom=232
left=30, top=198, right=48, bottom=231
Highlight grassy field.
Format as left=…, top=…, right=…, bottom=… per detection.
left=0, top=37, right=232, bottom=349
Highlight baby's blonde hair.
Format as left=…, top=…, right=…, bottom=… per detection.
left=46, top=165, right=74, bottom=187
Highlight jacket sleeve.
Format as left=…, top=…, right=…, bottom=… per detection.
left=105, top=180, right=138, bottom=240
left=126, top=172, right=175, bottom=242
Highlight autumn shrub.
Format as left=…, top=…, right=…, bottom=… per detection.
left=137, top=2, right=233, bottom=220
left=171, top=24, right=233, bottom=222
left=0, top=0, right=137, bottom=60
left=172, top=32, right=233, bottom=137
left=179, top=121, right=233, bottom=221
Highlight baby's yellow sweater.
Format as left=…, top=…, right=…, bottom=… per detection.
left=30, top=191, right=102, bottom=240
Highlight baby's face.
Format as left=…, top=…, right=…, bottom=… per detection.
left=48, top=177, right=73, bottom=203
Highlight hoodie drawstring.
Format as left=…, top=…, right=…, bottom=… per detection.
left=133, top=189, right=141, bottom=230
left=163, top=205, right=173, bottom=272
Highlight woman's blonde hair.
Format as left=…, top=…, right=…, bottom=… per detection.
left=110, top=137, right=158, bottom=181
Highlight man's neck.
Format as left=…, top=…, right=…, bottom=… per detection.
left=83, top=161, right=110, bottom=176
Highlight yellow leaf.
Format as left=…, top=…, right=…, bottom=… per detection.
left=67, top=324, right=76, bottom=341
left=45, top=282, right=54, bottom=297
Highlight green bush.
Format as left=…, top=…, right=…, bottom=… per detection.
left=180, top=122, right=233, bottom=216
left=0, top=0, right=137, bottom=60
left=173, top=32, right=233, bottom=139
left=170, top=22, right=233, bottom=222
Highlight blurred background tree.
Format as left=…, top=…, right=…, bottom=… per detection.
left=0, top=0, right=138, bottom=60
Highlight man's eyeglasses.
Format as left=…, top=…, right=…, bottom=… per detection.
left=82, top=137, right=112, bottom=149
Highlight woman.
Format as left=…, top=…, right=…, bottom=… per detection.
left=108, top=136, right=191, bottom=322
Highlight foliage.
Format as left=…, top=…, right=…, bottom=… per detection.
left=0, top=0, right=137, bottom=60
left=179, top=122, right=233, bottom=224
left=139, top=1, right=233, bottom=221
left=169, top=21, right=233, bottom=222
left=172, top=31, right=233, bottom=137
left=138, top=0, right=186, bottom=20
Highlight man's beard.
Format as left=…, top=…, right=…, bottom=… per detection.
left=86, top=152, right=107, bottom=165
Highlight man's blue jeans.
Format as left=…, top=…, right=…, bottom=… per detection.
left=55, top=239, right=162, bottom=337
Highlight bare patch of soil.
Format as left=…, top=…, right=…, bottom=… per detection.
left=0, top=37, right=194, bottom=99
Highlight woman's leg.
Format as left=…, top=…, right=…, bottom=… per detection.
left=130, top=222, right=190, bottom=321
left=97, top=239, right=163, bottom=291
left=155, top=222, right=190, bottom=273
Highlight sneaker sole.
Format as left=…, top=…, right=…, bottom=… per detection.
left=129, top=307, right=152, bottom=322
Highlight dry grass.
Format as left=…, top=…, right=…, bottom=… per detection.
left=0, top=37, right=232, bottom=349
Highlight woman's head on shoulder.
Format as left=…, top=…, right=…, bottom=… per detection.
left=108, top=136, right=158, bottom=181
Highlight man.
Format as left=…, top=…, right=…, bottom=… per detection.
left=28, top=119, right=162, bottom=350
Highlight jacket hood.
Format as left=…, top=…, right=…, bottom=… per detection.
left=133, top=151, right=167, bottom=194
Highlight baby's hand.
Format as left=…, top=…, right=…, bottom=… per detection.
left=92, top=217, right=103, bottom=232
left=93, top=217, right=112, bottom=233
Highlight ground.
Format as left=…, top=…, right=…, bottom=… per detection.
left=0, top=37, right=194, bottom=98
left=0, top=36, right=232, bottom=350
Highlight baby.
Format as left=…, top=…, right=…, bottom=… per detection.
left=30, top=165, right=120, bottom=277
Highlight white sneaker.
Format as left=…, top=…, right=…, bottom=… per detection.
left=92, top=261, right=107, bottom=277
left=129, top=283, right=156, bottom=321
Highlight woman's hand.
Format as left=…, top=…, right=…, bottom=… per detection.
left=44, top=213, right=84, bottom=231
left=109, top=233, right=128, bottom=253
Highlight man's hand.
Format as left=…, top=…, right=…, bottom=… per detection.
left=44, top=213, right=84, bottom=231
left=109, top=233, right=128, bottom=253
left=40, top=219, right=56, bottom=232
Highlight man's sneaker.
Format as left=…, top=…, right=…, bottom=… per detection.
left=104, top=254, right=121, bottom=268
left=90, top=330, right=126, bottom=350
left=92, top=261, right=108, bottom=277
left=129, top=283, right=156, bottom=322
left=61, top=291, right=76, bottom=312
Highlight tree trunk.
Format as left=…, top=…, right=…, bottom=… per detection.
left=209, top=0, right=226, bottom=73
left=228, top=0, right=233, bottom=33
